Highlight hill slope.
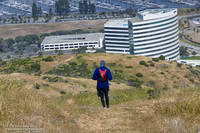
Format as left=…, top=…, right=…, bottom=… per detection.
left=1, top=53, right=200, bottom=133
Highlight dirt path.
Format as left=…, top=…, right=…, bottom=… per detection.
left=75, top=101, right=155, bottom=133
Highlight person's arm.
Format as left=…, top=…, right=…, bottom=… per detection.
left=92, top=68, right=98, bottom=80
left=107, top=69, right=112, bottom=81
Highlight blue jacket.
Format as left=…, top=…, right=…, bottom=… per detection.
left=92, top=66, right=112, bottom=89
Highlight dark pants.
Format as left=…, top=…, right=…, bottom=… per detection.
left=97, top=88, right=109, bottom=108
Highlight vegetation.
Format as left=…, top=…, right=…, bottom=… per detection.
left=1, top=53, right=200, bottom=132
left=42, top=56, right=54, bottom=62
left=152, top=58, right=159, bottom=62
left=32, top=2, right=43, bottom=19
left=55, top=0, right=70, bottom=16
left=136, top=73, right=143, bottom=77
left=182, top=56, right=200, bottom=60
left=159, top=55, right=165, bottom=60
left=139, top=60, right=149, bottom=67
left=79, top=0, right=96, bottom=14
left=42, top=75, right=67, bottom=83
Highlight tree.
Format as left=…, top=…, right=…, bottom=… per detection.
left=192, top=51, right=197, bottom=56
left=79, top=0, right=95, bottom=14
left=5, top=38, right=15, bottom=48
left=55, top=0, right=70, bottom=16
left=37, top=6, right=43, bottom=16
left=79, top=1, right=84, bottom=14
left=32, top=2, right=38, bottom=18
left=49, top=8, right=53, bottom=16
left=180, top=46, right=189, bottom=57
left=83, top=0, right=88, bottom=14
left=89, top=3, right=96, bottom=14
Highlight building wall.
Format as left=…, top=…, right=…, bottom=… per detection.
left=104, top=21, right=131, bottom=54
left=42, top=41, right=102, bottom=51
left=104, top=9, right=180, bottom=60
left=132, top=9, right=179, bottom=60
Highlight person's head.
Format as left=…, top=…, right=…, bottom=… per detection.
left=100, top=60, right=106, bottom=67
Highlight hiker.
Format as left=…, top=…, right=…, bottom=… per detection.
left=92, top=60, right=112, bottom=108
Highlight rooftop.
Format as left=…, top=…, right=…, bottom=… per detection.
left=138, top=8, right=175, bottom=16
left=104, top=18, right=130, bottom=28
left=104, top=8, right=177, bottom=25
left=41, top=33, right=104, bottom=45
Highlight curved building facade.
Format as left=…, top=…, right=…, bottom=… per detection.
left=104, top=8, right=179, bottom=60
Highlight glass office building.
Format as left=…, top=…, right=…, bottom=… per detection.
left=104, top=8, right=179, bottom=60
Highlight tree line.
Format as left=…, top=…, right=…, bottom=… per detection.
left=32, top=0, right=96, bottom=17
left=32, top=2, right=43, bottom=18
left=79, top=0, right=96, bottom=14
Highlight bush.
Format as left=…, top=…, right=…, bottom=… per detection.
left=146, top=80, right=156, bottom=88
left=30, top=62, right=40, bottom=72
left=136, top=73, right=143, bottom=77
left=147, top=88, right=160, bottom=99
left=148, top=61, right=155, bottom=67
left=160, top=72, right=165, bottom=75
left=139, top=61, right=148, bottom=67
left=42, top=56, right=54, bottom=62
left=107, top=63, right=117, bottom=67
left=149, top=63, right=155, bottom=67
left=60, top=91, right=66, bottom=95
left=152, top=58, right=159, bottom=62
left=125, top=65, right=133, bottom=69
left=42, top=76, right=65, bottom=82
left=33, top=83, right=40, bottom=89
left=128, top=78, right=143, bottom=88
left=177, top=63, right=182, bottom=68
left=159, top=55, right=165, bottom=60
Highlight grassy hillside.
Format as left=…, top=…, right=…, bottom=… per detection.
left=1, top=53, right=200, bottom=133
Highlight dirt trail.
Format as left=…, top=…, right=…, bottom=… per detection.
left=75, top=101, right=155, bottom=133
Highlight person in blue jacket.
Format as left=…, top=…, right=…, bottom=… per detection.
left=92, top=60, right=112, bottom=108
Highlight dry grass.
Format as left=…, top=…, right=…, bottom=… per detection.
left=1, top=54, right=200, bottom=133
left=66, top=53, right=199, bottom=89
left=0, top=20, right=105, bottom=39
left=1, top=73, right=199, bottom=133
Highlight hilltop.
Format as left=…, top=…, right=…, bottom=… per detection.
left=1, top=53, right=200, bottom=133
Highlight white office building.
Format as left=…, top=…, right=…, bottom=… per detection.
left=104, top=8, right=179, bottom=60
left=41, top=33, right=104, bottom=51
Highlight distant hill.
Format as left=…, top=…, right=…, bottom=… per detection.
left=1, top=53, right=200, bottom=132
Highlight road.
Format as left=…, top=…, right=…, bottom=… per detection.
left=179, top=40, right=200, bottom=55
left=178, top=13, right=200, bottom=20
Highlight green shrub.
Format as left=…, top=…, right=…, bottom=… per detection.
left=60, top=91, right=66, bottom=95
left=147, top=61, right=155, bottom=67
left=159, top=55, right=165, bottom=60
left=107, top=63, right=116, bottom=67
left=177, top=63, right=182, bottom=68
left=69, top=62, right=77, bottom=66
left=30, top=62, right=41, bottom=72
left=147, top=88, right=160, bottom=99
left=33, top=83, right=40, bottom=89
left=48, top=62, right=91, bottom=79
left=146, top=80, right=156, bottom=88
left=42, top=56, right=54, bottom=62
left=128, top=78, right=143, bottom=88
left=125, top=65, right=133, bottom=68
left=149, top=63, right=155, bottom=67
left=152, top=58, right=159, bottom=62
left=160, top=72, right=165, bottom=75
left=136, top=73, right=143, bottom=77
left=139, top=61, right=148, bottom=67
left=47, top=76, right=64, bottom=82
left=126, top=56, right=133, bottom=59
